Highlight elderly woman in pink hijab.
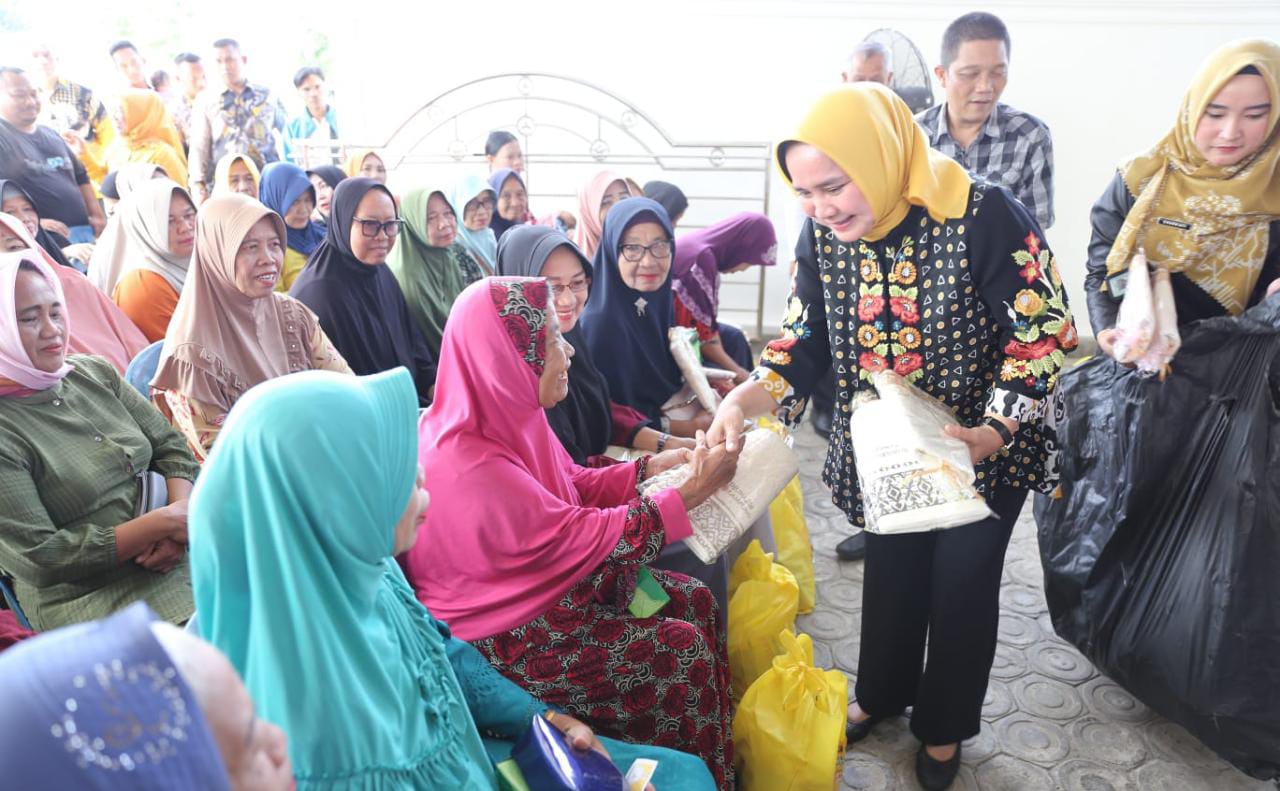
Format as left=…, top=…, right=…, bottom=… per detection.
left=404, top=276, right=739, bottom=789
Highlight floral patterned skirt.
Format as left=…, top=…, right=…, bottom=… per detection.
left=472, top=566, right=734, bottom=790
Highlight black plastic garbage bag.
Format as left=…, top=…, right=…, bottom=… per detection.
left=1035, top=296, right=1280, bottom=780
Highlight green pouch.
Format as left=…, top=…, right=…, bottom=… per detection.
left=495, top=758, right=532, bottom=791
left=628, top=566, right=671, bottom=618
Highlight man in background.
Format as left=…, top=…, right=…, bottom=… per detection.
left=843, top=40, right=894, bottom=85
left=109, top=40, right=152, bottom=91
left=29, top=42, right=115, bottom=187
left=186, top=38, right=287, bottom=203
left=284, top=66, right=340, bottom=167
left=171, top=52, right=206, bottom=146
left=0, top=67, right=105, bottom=241
left=916, top=12, right=1055, bottom=229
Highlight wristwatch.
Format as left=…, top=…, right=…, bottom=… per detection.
left=983, top=416, right=1016, bottom=448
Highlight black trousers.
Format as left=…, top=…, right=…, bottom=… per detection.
left=854, top=484, right=1028, bottom=745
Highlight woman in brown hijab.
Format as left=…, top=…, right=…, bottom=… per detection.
left=150, top=193, right=351, bottom=462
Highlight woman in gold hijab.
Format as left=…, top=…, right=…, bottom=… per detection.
left=1087, top=39, right=1280, bottom=345
left=708, top=83, right=1077, bottom=790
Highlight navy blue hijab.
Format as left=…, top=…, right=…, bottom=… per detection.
left=579, top=198, right=683, bottom=420
left=487, top=168, right=526, bottom=240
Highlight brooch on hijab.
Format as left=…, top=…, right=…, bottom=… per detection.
left=634, top=297, right=648, bottom=317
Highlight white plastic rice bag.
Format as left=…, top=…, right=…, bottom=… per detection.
left=668, top=327, right=719, bottom=411
left=639, top=429, right=798, bottom=562
left=1135, top=265, right=1181, bottom=376
left=1111, top=249, right=1155, bottom=364
left=850, top=371, right=994, bottom=534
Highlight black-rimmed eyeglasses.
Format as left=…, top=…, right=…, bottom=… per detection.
left=620, top=240, right=672, bottom=262
left=353, top=218, right=406, bottom=238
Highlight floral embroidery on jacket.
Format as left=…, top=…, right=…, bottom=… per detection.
left=761, top=295, right=810, bottom=367
left=855, top=235, right=924, bottom=384
left=1000, top=231, right=1078, bottom=392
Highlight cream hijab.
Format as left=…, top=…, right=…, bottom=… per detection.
left=89, top=179, right=193, bottom=296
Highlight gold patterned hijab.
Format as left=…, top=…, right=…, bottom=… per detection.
left=1106, top=39, right=1280, bottom=315
left=776, top=83, right=972, bottom=242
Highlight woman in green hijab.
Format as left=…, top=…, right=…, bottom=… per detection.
left=189, top=367, right=715, bottom=790
left=388, top=186, right=479, bottom=358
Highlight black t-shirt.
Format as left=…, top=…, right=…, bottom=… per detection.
left=0, top=119, right=89, bottom=227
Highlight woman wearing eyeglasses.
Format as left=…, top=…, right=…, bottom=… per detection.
left=289, top=178, right=438, bottom=406
left=579, top=198, right=713, bottom=439
left=495, top=225, right=695, bottom=465
left=387, top=184, right=476, bottom=359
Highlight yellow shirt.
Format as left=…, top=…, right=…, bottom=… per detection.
left=276, top=247, right=308, bottom=293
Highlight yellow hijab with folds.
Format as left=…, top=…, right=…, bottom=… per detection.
left=343, top=148, right=381, bottom=178
left=776, top=83, right=972, bottom=242
left=1106, top=39, right=1280, bottom=315
left=212, top=152, right=260, bottom=196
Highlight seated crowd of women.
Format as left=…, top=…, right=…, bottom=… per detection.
left=0, top=36, right=1276, bottom=791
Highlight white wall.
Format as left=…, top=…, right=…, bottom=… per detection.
left=9, top=0, right=1279, bottom=335
left=329, top=0, right=1280, bottom=336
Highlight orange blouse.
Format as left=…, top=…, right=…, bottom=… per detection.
left=112, top=269, right=180, bottom=342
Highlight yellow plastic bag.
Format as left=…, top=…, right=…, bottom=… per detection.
left=757, top=418, right=816, bottom=614
left=728, top=540, right=799, bottom=700
left=734, top=631, right=849, bottom=791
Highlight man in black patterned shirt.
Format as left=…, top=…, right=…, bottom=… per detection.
left=916, top=12, right=1055, bottom=230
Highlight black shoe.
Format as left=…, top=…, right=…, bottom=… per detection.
left=845, top=713, right=885, bottom=744
left=836, top=531, right=866, bottom=562
left=811, top=407, right=833, bottom=439
left=915, top=744, right=961, bottom=791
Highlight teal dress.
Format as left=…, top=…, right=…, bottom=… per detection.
left=189, top=367, right=713, bottom=790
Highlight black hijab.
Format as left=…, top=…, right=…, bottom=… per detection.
left=643, top=181, right=689, bottom=224
left=307, top=165, right=346, bottom=190
left=495, top=225, right=626, bottom=464
left=288, top=177, right=437, bottom=405
left=0, top=180, right=72, bottom=267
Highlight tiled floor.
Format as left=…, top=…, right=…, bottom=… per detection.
left=789, top=423, right=1274, bottom=791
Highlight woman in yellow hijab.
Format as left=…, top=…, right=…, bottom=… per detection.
left=707, top=82, right=1077, bottom=790
left=1088, top=39, right=1280, bottom=346
left=343, top=148, right=387, bottom=183
left=108, top=91, right=188, bottom=189
left=212, top=153, right=260, bottom=199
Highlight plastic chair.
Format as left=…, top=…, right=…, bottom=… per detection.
left=0, top=575, right=31, bottom=630
left=124, top=341, right=165, bottom=396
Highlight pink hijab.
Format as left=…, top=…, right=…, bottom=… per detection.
left=406, top=277, right=630, bottom=639
left=575, top=170, right=641, bottom=261
left=0, top=213, right=148, bottom=373
left=0, top=248, right=72, bottom=393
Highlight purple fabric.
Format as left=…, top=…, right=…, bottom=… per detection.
left=0, top=603, right=231, bottom=790
left=672, top=212, right=777, bottom=329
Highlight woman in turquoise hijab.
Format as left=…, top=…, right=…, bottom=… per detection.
left=189, top=366, right=715, bottom=790
left=451, top=174, right=499, bottom=277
